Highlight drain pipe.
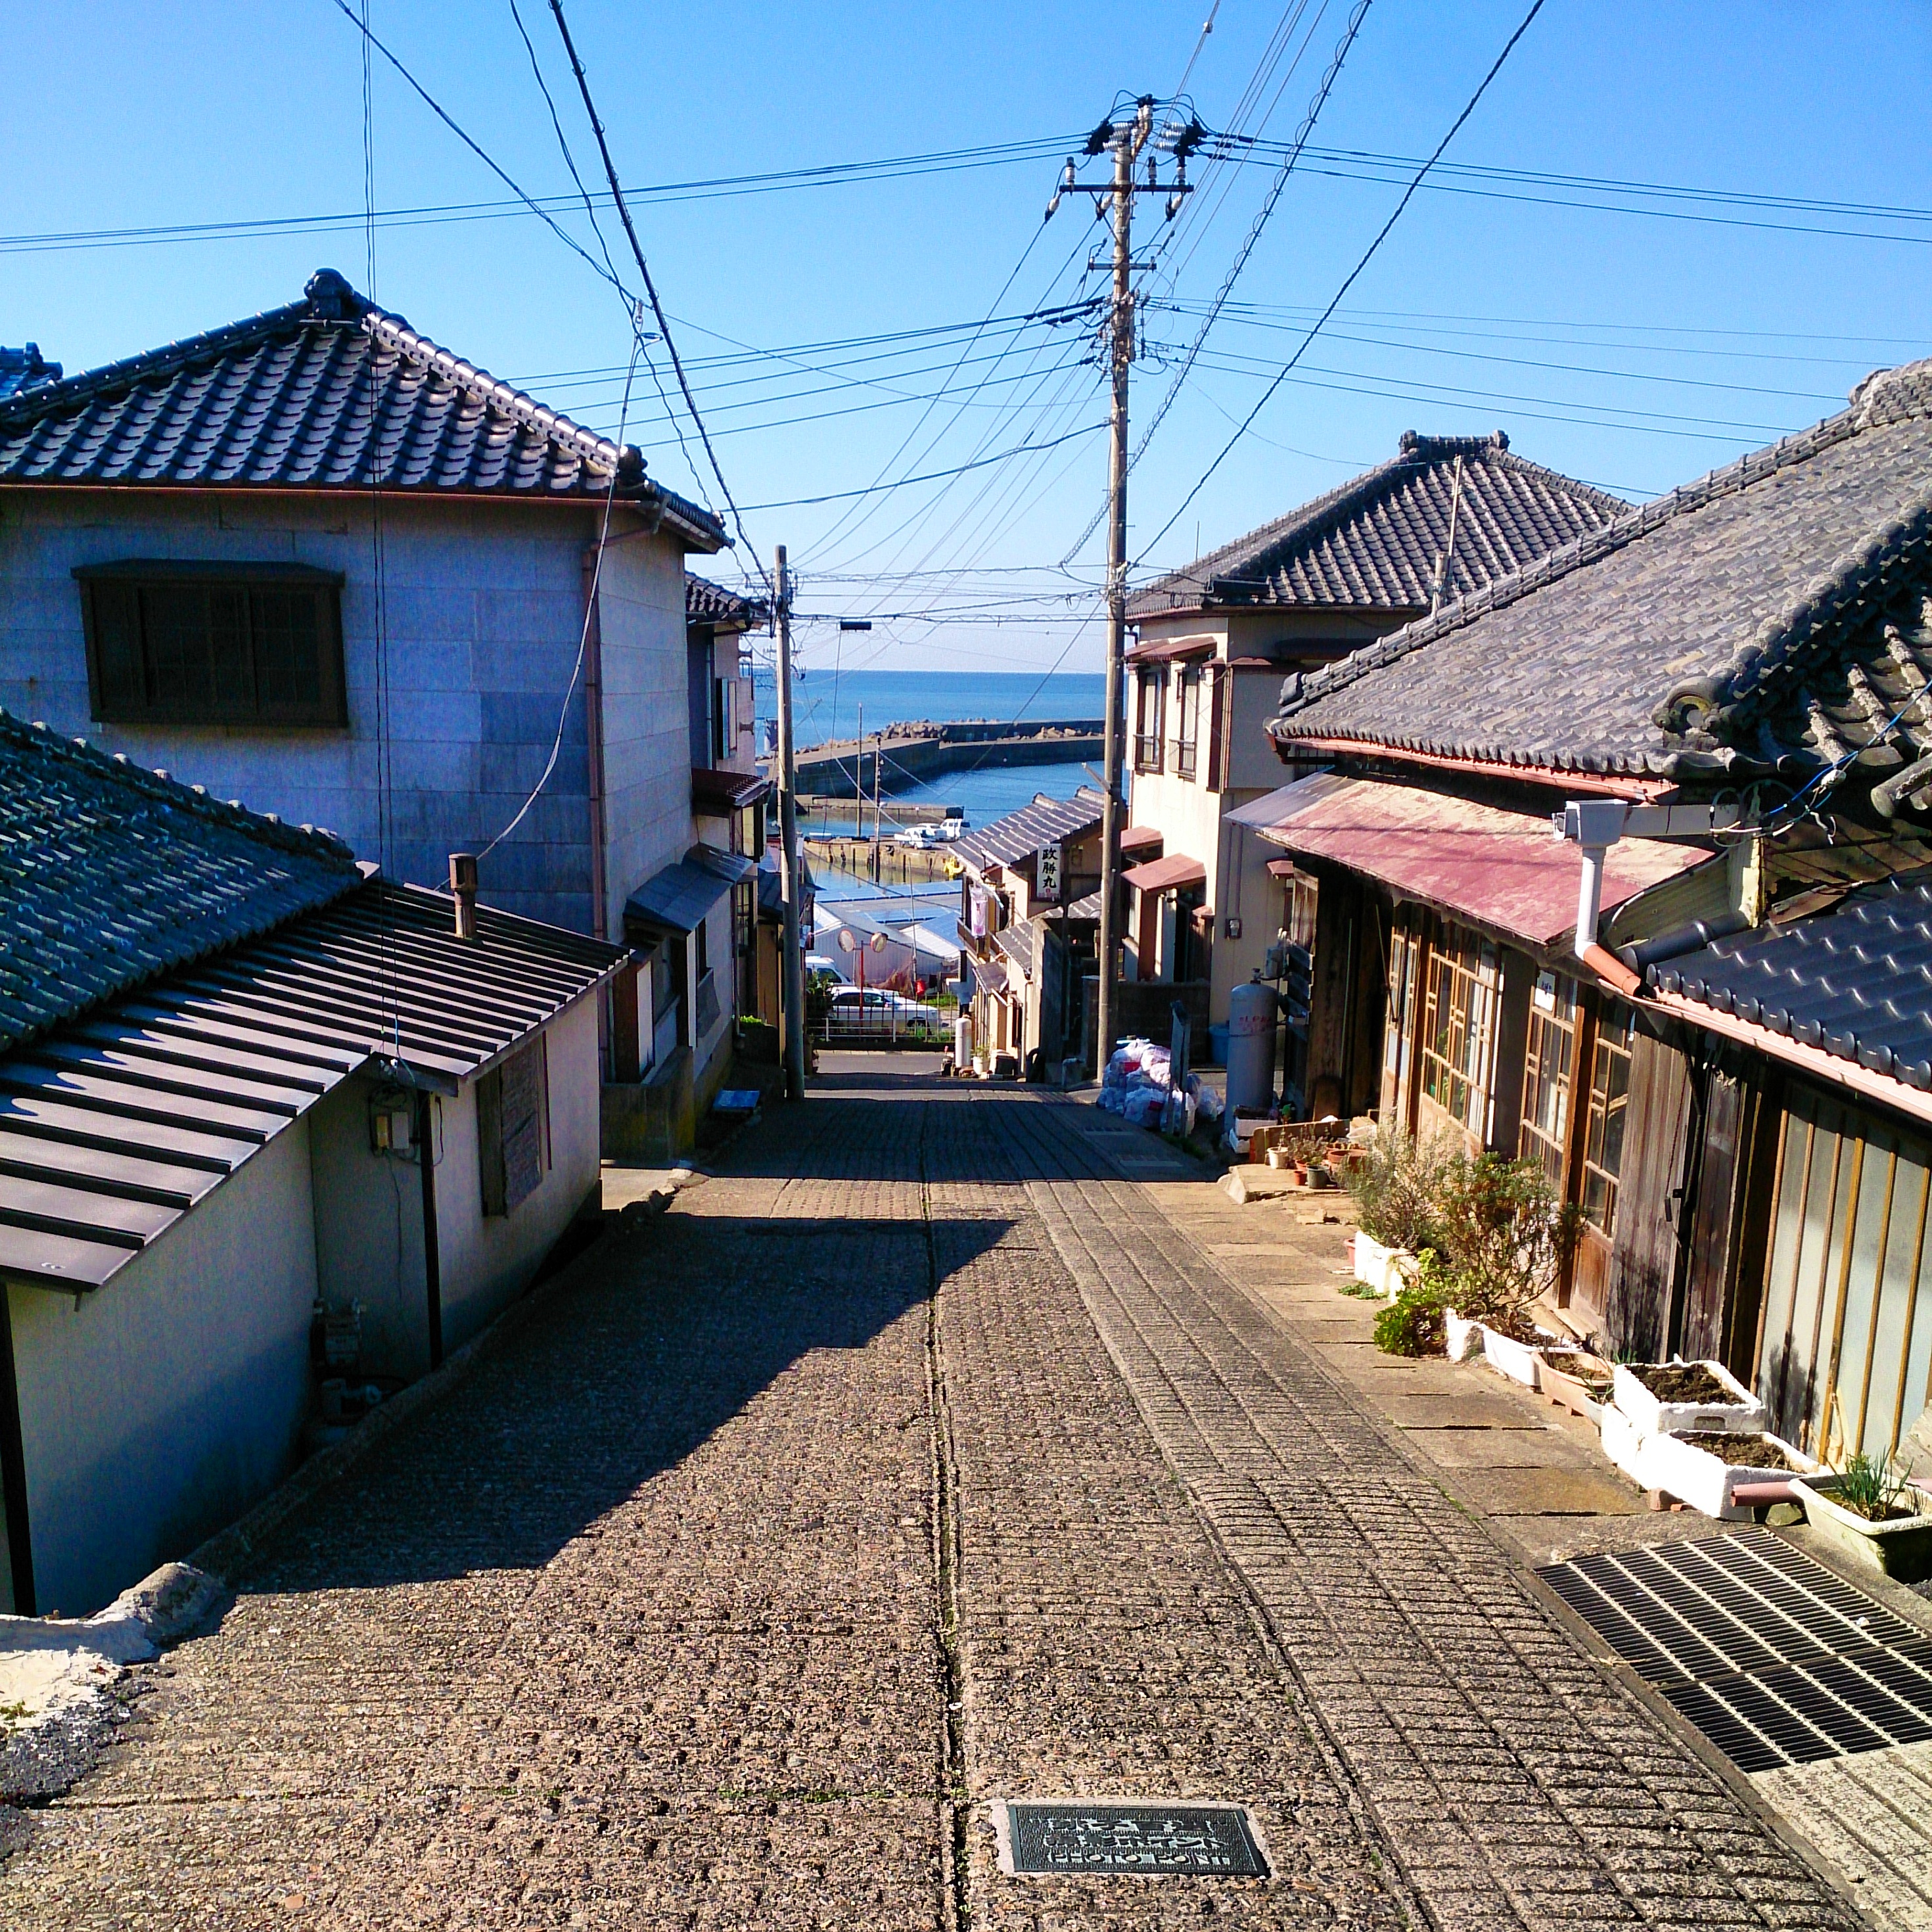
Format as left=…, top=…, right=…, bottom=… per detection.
left=1555, top=800, right=1642, bottom=996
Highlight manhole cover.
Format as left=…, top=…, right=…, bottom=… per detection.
left=998, top=1801, right=1268, bottom=1877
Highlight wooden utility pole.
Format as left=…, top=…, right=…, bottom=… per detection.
left=775, top=546, right=808, bottom=1100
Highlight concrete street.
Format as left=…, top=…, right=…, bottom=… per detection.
left=0, top=1064, right=1861, bottom=1930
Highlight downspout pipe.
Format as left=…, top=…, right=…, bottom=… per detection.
left=1554, top=799, right=1644, bottom=996
left=0, top=1286, right=34, bottom=1614
left=416, top=1093, right=443, bottom=1371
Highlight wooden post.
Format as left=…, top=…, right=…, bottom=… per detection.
left=775, top=547, right=808, bottom=1100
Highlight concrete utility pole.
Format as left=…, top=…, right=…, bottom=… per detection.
left=1047, top=98, right=1186, bottom=1076
left=774, top=546, right=808, bottom=1101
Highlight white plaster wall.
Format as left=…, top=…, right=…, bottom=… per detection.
left=0, top=490, right=695, bottom=938
left=309, top=1074, right=430, bottom=1381
left=433, top=996, right=602, bottom=1357
left=10, top=1122, right=318, bottom=1616
left=595, top=536, right=693, bottom=942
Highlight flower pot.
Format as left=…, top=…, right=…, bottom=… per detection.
left=1638, top=1429, right=1818, bottom=1521
left=1538, top=1353, right=1612, bottom=1422
left=1352, top=1232, right=1415, bottom=1298
left=1444, top=1307, right=1483, bottom=1364
left=1798, top=1479, right=1932, bottom=1582
left=1481, top=1324, right=1575, bottom=1391
left=1611, top=1359, right=1765, bottom=1438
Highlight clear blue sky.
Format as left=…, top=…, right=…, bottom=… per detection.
left=9, top=2, right=1932, bottom=673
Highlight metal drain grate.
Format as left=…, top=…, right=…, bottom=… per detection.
left=1538, top=1527, right=1932, bottom=1772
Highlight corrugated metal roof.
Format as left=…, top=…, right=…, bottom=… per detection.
left=624, top=845, right=755, bottom=938
left=1247, top=775, right=1707, bottom=948
left=0, top=880, right=623, bottom=1293
left=953, top=789, right=1107, bottom=873
left=0, top=708, right=361, bottom=1055
left=0, top=271, right=723, bottom=547
left=1654, top=869, right=1932, bottom=1090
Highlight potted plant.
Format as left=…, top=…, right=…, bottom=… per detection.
left=1801, top=1455, right=1932, bottom=1581
left=1348, top=1129, right=1452, bottom=1297
left=1429, top=1153, right=1580, bottom=1389
left=1637, top=1429, right=1819, bottom=1521
left=1611, top=1360, right=1765, bottom=1438
left=1539, top=1351, right=1614, bottom=1421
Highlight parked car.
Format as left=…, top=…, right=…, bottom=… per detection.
left=825, top=988, right=942, bottom=1030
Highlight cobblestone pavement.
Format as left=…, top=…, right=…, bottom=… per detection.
left=0, top=1076, right=1862, bottom=1931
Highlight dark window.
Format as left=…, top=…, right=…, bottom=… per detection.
left=76, top=563, right=347, bottom=727
left=477, top=1034, right=551, bottom=1218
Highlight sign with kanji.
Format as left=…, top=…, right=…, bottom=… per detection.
left=1036, top=841, right=1063, bottom=903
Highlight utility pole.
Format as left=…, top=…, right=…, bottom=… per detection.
left=1046, top=97, right=1191, bottom=1078
left=774, top=546, right=808, bottom=1101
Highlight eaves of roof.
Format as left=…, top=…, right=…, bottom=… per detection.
left=0, top=270, right=726, bottom=551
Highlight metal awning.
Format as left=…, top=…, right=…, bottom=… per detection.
left=692, top=766, right=772, bottom=814
left=0, top=881, right=624, bottom=1293
left=1120, top=823, right=1163, bottom=853
left=1124, top=852, right=1208, bottom=894
left=1128, top=635, right=1215, bottom=663
left=1237, top=773, right=1709, bottom=947
left=624, top=845, right=756, bottom=938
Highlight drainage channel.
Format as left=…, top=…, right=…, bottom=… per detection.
left=1540, top=1527, right=1932, bottom=1773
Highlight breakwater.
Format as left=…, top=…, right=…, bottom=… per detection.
left=777, top=718, right=1103, bottom=800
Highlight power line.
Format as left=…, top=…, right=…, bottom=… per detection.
left=544, top=0, right=765, bottom=582
left=1140, top=0, right=1550, bottom=561
left=735, top=423, right=1107, bottom=511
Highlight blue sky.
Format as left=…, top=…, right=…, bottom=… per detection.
left=9, top=2, right=1932, bottom=673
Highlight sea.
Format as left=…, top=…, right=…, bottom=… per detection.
left=753, top=668, right=1109, bottom=829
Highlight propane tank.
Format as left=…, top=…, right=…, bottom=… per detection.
left=1224, top=973, right=1278, bottom=1116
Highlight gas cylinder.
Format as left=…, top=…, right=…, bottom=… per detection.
left=1224, top=974, right=1278, bottom=1116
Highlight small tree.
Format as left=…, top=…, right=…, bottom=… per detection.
left=1433, top=1152, right=1579, bottom=1322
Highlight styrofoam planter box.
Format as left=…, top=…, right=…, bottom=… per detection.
left=1538, top=1354, right=1611, bottom=1422
left=1352, top=1232, right=1415, bottom=1299
left=1799, top=1480, right=1932, bottom=1582
left=1481, top=1325, right=1576, bottom=1391
left=1600, top=1403, right=1646, bottom=1485
left=1611, top=1359, right=1765, bottom=1438
left=1639, top=1430, right=1818, bottom=1521
left=1444, top=1308, right=1483, bottom=1364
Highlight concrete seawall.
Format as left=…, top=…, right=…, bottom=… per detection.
left=777, top=718, right=1103, bottom=799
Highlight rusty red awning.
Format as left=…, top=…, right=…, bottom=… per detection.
left=1230, top=773, right=1710, bottom=948
left=1124, top=852, right=1208, bottom=894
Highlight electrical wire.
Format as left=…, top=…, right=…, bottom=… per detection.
left=1139, top=0, right=1550, bottom=563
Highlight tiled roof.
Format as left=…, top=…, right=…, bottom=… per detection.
left=0, top=344, right=60, bottom=402
left=0, top=878, right=624, bottom=1291
left=1130, top=431, right=1624, bottom=619
left=0, top=270, right=724, bottom=547
left=1271, top=361, right=1932, bottom=795
left=687, top=573, right=768, bottom=628
left=1653, top=871, right=1932, bottom=1090
left=952, top=788, right=1107, bottom=873
left=0, top=708, right=361, bottom=1054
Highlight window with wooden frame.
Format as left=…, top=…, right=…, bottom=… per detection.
left=1134, top=668, right=1165, bottom=773
left=1518, top=971, right=1579, bottom=1188
left=1173, top=667, right=1201, bottom=779
left=1419, top=923, right=1500, bottom=1138
left=1755, top=1090, right=1932, bottom=1462
left=76, top=561, right=347, bottom=727
left=1380, top=915, right=1421, bottom=1125
left=1579, top=1000, right=1635, bottom=1236
left=477, top=1033, right=551, bottom=1217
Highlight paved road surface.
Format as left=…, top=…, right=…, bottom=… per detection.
left=0, top=1070, right=1856, bottom=1931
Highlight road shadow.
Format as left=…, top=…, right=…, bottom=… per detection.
left=231, top=1205, right=1000, bottom=1596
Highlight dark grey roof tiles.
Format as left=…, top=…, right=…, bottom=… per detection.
left=0, top=710, right=361, bottom=1054
left=953, top=789, right=1107, bottom=873
left=0, top=344, right=60, bottom=403
left=0, top=271, right=724, bottom=547
left=1271, top=360, right=1932, bottom=785
left=1130, top=430, right=1624, bottom=618
left=1654, top=870, right=1932, bottom=1090
left=687, top=573, right=769, bottom=628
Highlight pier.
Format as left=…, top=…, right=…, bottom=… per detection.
left=775, top=716, right=1103, bottom=800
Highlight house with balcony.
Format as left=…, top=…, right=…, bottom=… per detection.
left=0, top=270, right=743, bottom=1152
left=1249, top=357, right=1932, bottom=1466
left=1123, top=432, right=1624, bottom=1066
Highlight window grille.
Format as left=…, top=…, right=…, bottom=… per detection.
left=1580, top=1001, right=1635, bottom=1236
left=1519, top=973, right=1579, bottom=1187
left=1174, top=668, right=1201, bottom=779
left=1134, top=670, right=1165, bottom=773
left=1419, top=924, right=1500, bottom=1138
left=76, top=562, right=346, bottom=727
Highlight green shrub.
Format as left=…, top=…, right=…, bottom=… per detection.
left=1433, top=1152, right=1579, bottom=1321
left=1348, top=1128, right=1455, bottom=1253
left=1835, top=1452, right=1913, bottom=1521
left=1373, top=1253, right=1455, bottom=1356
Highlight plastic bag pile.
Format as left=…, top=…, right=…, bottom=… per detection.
left=1097, top=1036, right=1172, bottom=1127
